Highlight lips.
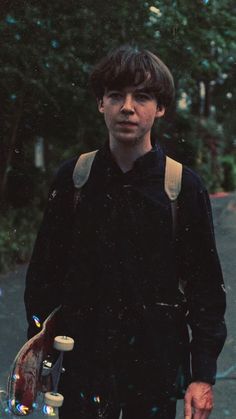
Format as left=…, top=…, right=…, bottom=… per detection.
left=117, top=121, right=138, bottom=126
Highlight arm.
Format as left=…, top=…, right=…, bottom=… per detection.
left=24, top=162, right=75, bottom=338
left=178, top=173, right=227, bottom=416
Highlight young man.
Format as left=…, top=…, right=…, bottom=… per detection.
left=24, top=46, right=226, bottom=419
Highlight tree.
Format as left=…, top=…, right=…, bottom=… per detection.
left=0, top=0, right=235, bottom=204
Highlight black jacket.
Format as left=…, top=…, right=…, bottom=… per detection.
left=24, top=143, right=226, bottom=403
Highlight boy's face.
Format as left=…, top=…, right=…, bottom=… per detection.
left=98, top=84, right=165, bottom=147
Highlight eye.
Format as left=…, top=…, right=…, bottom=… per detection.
left=108, top=92, right=123, bottom=100
left=135, top=93, right=152, bottom=101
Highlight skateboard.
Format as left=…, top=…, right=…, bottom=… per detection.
left=7, top=306, right=74, bottom=416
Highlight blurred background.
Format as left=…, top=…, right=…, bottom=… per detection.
left=0, top=0, right=236, bottom=272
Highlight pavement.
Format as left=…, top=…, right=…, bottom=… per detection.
left=0, top=192, right=236, bottom=418
left=176, top=192, right=236, bottom=418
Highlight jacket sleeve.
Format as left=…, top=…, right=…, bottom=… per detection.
left=178, top=172, right=227, bottom=385
left=24, top=162, right=75, bottom=339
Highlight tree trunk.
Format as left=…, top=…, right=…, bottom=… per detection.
left=191, top=80, right=201, bottom=116
left=204, top=80, right=211, bottom=118
left=0, top=94, right=25, bottom=203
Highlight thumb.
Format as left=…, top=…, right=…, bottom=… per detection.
left=184, top=391, right=192, bottom=419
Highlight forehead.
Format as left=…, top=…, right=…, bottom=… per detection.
left=104, top=68, right=155, bottom=93
left=105, top=83, right=153, bottom=94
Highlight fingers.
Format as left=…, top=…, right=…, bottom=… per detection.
left=192, top=392, right=213, bottom=418
left=184, top=391, right=192, bottom=419
left=192, top=407, right=212, bottom=418
left=185, top=409, right=211, bottom=419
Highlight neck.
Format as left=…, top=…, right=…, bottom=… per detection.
left=109, top=137, right=152, bottom=173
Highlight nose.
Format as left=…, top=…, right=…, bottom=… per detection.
left=120, top=94, right=135, bottom=114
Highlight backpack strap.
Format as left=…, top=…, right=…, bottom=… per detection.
left=72, top=151, right=183, bottom=237
left=164, top=156, right=183, bottom=238
left=164, top=156, right=183, bottom=201
left=72, top=150, right=98, bottom=210
left=73, top=150, right=98, bottom=189
left=73, top=152, right=183, bottom=193
left=165, top=156, right=185, bottom=293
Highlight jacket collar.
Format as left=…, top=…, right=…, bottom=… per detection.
left=98, top=140, right=165, bottom=177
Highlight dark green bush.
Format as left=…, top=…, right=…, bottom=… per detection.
left=221, top=155, right=236, bottom=191
left=0, top=206, right=43, bottom=273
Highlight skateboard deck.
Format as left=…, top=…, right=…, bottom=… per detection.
left=7, top=306, right=61, bottom=416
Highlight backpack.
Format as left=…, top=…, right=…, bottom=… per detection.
left=72, top=149, right=183, bottom=236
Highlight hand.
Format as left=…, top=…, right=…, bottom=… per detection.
left=184, top=381, right=213, bottom=419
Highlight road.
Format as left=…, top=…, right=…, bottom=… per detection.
left=0, top=192, right=236, bottom=418
left=177, top=192, right=236, bottom=419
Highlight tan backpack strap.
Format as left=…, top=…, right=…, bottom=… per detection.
left=165, top=156, right=184, bottom=293
left=165, top=156, right=183, bottom=238
left=164, top=156, right=183, bottom=202
left=73, top=150, right=98, bottom=189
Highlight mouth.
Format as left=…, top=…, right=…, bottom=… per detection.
left=117, top=121, right=138, bottom=127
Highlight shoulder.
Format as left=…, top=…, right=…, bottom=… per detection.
left=164, top=154, right=207, bottom=197
left=51, top=149, right=102, bottom=193
left=54, top=157, right=78, bottom=187
left=180, top=165, right=211, bottom=221
left=181, top=165, right=206, bottom=196
left=49, top=155, right=87, bottom=195
left=46, top=157, right=78, bottom=204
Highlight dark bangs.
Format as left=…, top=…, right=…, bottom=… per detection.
left=90, top=45, right=175, bottom=109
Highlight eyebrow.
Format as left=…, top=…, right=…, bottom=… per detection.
left=106, top=87, right=153, bottom=94
left=132, top=88, right=155, bottom=98
left=134, top=88, right=153, bottom=94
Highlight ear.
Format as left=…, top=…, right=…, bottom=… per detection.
left=98, top=98, right=104, bottom=114
left=155, top=105, right=165, bottom=119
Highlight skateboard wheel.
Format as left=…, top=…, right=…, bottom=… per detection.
left=54, top=336, right=74, bottom=351
left=44, top=391, right=64, bottom=407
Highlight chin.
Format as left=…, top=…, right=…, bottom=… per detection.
left=116, top=135, right=143, bottom=146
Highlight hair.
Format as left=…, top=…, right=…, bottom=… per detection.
left=89, top=45, right=175, bottom=110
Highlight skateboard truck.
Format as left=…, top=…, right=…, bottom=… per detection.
left=43, top=336, right=74, bottom=409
